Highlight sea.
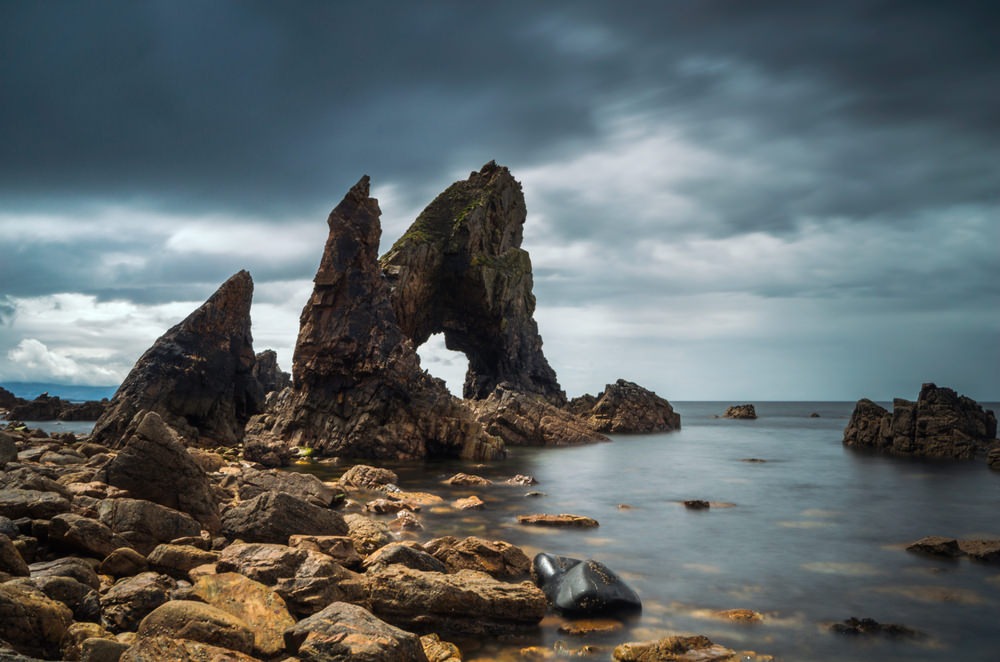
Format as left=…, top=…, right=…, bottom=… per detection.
left=17, top=400, right=1000, bottom=661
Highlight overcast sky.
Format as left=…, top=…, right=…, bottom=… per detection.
left=1, top=1, right=997, bottom=402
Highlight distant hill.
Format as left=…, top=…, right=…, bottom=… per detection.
left=1, top=382, right=119, bottom=403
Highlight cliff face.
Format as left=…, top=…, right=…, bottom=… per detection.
left=250, top=176, right=503, bottom=461
left=380, top=161, right=564, bottom=404
left=90, top=270, right=263, bottom=448
left=843, top=383, right=997, bottom=459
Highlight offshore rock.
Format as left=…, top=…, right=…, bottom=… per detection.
left=90, top=270, right=263, bottom=448
left=7, top=393, right=108, bottom=422
left=470, top=383, right=608, bottom=447
left=569, top=379, right=680, bottom=433
left=250, top=176, right=503, bottom=462
left=381, top=161, right=564, bottom=403
left=843, top=384, right=997, bottom=459
left=531, top=553, right=641, bottom=617
left=252, top=349, right=291, bottom=394
left=723, top=404, right=757, bottom=420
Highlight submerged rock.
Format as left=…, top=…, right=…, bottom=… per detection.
left=843, top=383, right=997, bottom=459
left=90, top=270, right=263, bottom=448
left=248, top=176, right=503, bottom=462
left=830, top=617, right=922, bottom=638
left=569, top=379, right=681, bottom=433
left=531, top=553, right=641, bottom=617
left=517, top=513, right=599, bottom=528
left=381, top=161, right=564, bottom=403
left=613, top=634, right=765, bottom=661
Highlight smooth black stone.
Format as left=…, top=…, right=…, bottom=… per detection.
left=531, top=552, right=641, bottom=617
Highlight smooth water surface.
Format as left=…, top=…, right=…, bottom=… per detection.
left=301, top=401, right=999, bottom=661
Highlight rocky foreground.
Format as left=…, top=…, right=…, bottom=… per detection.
left=0, top=420, right=772, bottom=662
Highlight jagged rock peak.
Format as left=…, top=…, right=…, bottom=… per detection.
left=247, top=176, right=504, bottom=461
left=380, top=161, right=564, bottom=404
left=843, top=383, right=997, bottom=460
left=91, top=270, right=263, bottom=448
left=569, top=379, right=681, bottom=433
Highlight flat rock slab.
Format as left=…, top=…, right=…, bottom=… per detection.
left=517, top=514, right=599, bottom=528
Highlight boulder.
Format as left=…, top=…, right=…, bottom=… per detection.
left=423, top=536, right=530, bottom=579
left=0, top=468, right=73, bottom=499
left=97, top=498, right=202, bottom=555
left=118, top=636, right=258, bottom=662
left=443, top=473, right=492, bottom=486
left=362, top=542, right=446, bottom=574
left=469, top=384, right=608, bottom=447
left=381, top=161, right=564, bottom=404
left=97, top=547, right=148, bottom=578
left=0, top=583, right=73, bottom=659
left=95, top=412, right=221, bottom=531
left=226, top=467, right=337, bottom=507
left=420, top=634, right=462, bottom=662
left=99, top=572, right=175, bottom=632
left=569, top=379, right=681, bottom=433
left=191, top=572, right=296, bottom=658
left=0, top=533, right=29, bottom=577
left=844, top=384, right=997, bottom=459
left=90, top=270, right=264, bottom=448
left=60, top=621, right=115, bottom=661
left=452, top=496, right=484, bottom=510
left=80, top=637, right=130, bottom=662
left=0, top=489, right=70, bottom=519
left=29, top=558, right=100, bottom=590
left=0, top=432, right=16, bottom=467
left=365, top=565, right=547, bottom=636
left=339, top=465, right=398, bottom=490
left=723, top=404, right=757, bottom=420
left=284, top=601, right=427, bottom=662
left=48, top=513, right=130, bottom=558
left=11, top=575, right=101, bottom=622
left=288, top=535, right=362, bottom=570
left=135, top=600, right=255, bottom=655
left=531, top=553, right=641, bottom=617
left=343, top=513, right=393, bottom=556
left=246, top=176, right=503, bottom=461
left=220, top=490, right=347, bottom=543
left=517, top=513, right=599, bottom=528
left=146, top=544, right=219, bottom=579
left=253, top=349, right=291, bottom=394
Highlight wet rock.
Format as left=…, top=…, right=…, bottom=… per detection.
left=48, top=513, right=129, bottom=558
left=191, top=572, right=296, bottom=658
left=97, top=498, right=202, bottom=555
left=364, top=498, right=413, bottom=514
left=0, top=533, right=29, bottom=576
left=220, top=490, right=347, bottom=543
left=226, top=467, right=338, bottom=507
left=558, top=619, right=625, bottom=636
left=988, top=447, right=1000, bottom=470
left=723, top=404, right=757, bottom=420
left=284, top=601, right=426, bottom=662
left=420, top=633, right=462, bottom=662
left=569, top=380, right=681, bottom=433
left=97, top=547, right=148, bottom=578
left=118, top=636, right=258, bottom=662
left=517, top=513, right=599, bottom=528
left=906, top=536, right=963, bottom=558
left=452, top=496, right=484, bottom=510
left=29, top=557, right=100, bottom=590
left=95, top=412, right=221, bottom=532
left=90, top=271, right=263, bottom=449
left=714, top=608, right=763, bottom=624
left=613, top=635, right=749, bottom=661
left=366, top=565, right=547, bottom=635
left=288, top=535, right=362, bottom=570
left=241, top=428, right=296, bottom=468
left=253, top=349, right=291, bottom=395
left=0, top=489, right=71, bottom=519
left=424, top=536, right=530, bottom=579
left=444, top=473, right=492, bottom=486
left=0, top=583, right=74, bottom=659
left=957, top=539, right=1000, bottom=562
left=844, top=384, right=997, bottom=459
left=99, top=572, right=175, bottom=632
left=390, top=510, right=422, bottom=532
left=339, top=465, right=398, bottom=490
left=146, top=544, right=219, bottom=579
left=343, top=513, right=393, bottom=555
left=248, top=176, right=503, bottom=461
left=683, top=500, right=710, bottom=510
left=830, top=617, right=921, bottom=638
left=469, top=384, right=608, bottom=447
left=504, top=474, right=538, bottom=486
left=135, top=600, right=255, bottom=655
left=381, top=161, right=564, bottom=403
left=363, top=542, right=446, bottom=574
left=531, top=553, right=641, bottom=617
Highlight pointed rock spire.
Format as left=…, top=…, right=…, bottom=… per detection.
left=91, top=270, right=263, bottom=447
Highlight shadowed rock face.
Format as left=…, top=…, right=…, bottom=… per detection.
left=380, top=161, right=564, bottom=404
left=250, top=176, right=503, bottom=461
left=844, top=383, right=997, bottom=459
left=569, top=379, right=681, bottom=433
left=91, top=271, right=263, bottom=448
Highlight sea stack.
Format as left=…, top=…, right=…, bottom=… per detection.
left=248, top=176, right=503, bottom=461
left=90, top=270, right=263, bottom=448
left=843, top=383, right=997, bottom=459
left=380, top=161, right=564, bottom=404
left=569, top=379, right=681, bottom=433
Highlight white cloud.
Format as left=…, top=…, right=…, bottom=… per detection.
left=6, top=338, right=120, bottom=384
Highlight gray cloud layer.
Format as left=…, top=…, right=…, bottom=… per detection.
left=1, top=1, right=997, bottom=398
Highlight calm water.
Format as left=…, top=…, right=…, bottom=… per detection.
left=19, top=402, right=1000, bottom=660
